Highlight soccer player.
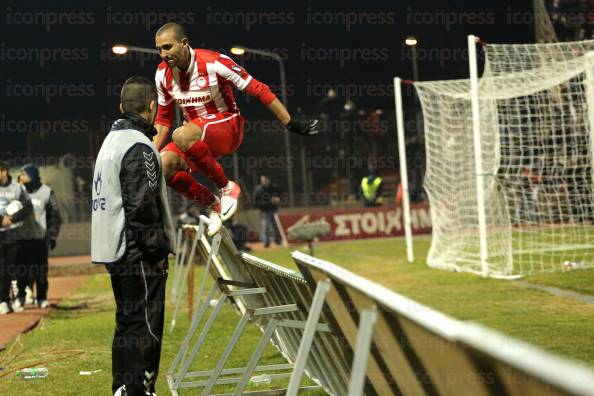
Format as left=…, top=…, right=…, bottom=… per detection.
left=153, top=22, right=318, bottom=235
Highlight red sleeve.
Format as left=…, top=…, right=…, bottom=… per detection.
left=244, top=78, right=277, bottom=106
left=155, top=102, right=173, bottom=128
left=214, top=54, right=252, bottom=90
left=213, top=52, right=278, bottom=106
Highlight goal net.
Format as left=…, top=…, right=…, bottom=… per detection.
left=414, top=39, right=594, bottom=277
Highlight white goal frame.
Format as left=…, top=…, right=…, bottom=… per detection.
left=396, top=35, right=594, bottom=277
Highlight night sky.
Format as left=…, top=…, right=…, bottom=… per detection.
left=0, top=0, right=534, bottom=159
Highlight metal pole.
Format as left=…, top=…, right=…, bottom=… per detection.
left=411, top=45, right=419, bottom=82
left=468, top=35, right=489, bottom=277
left=301, top=141, right=308, bottom=205
left=230, top=47, right=297, bottom=205
left=126, top=45, right=157, bottom=54
left=410, top=45, right=423, bottom=136
left=581, top=53, right=594, bottom=277
left=347, top=307, right=377, bottom=396
left=394, top=77, right=414, bottom=263
left=286, top=279, right=331, bottom=396
left=277, top=57, right=295, bottom=207
left=188, top=249, right=195, bottom=321
left=232, top=152, right=240, bottom=186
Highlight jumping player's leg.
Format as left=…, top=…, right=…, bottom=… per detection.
left=171, top=114, right=243, bottom=221
left=160, top=149, right=215, bottom=206
left=160, top=145, right=222, bottom=236
left=171, top=122, right=229, bottom=188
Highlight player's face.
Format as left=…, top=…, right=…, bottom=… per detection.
left=156, top=31, right=187, bottom=69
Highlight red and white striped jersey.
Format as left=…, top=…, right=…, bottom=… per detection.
left=155, top=46, right=254, bottom=123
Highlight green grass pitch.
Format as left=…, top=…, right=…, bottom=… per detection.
left=2, top=236, right=594, bottom=395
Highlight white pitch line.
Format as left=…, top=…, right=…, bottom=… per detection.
left=513, top=280, right=594, bottom=306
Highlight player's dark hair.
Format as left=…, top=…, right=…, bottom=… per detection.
left=156, top=22, right=187, bottom=41
left=0, top=161, right=9, bottom=172
left=120, top=76, right=156, bottom=114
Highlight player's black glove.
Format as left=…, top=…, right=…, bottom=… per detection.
left=286, top=119, right=319, bottom=136
left=48, top=239, right=57, bottom=250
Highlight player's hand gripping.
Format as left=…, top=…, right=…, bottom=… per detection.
left=286, top=119, right=319, bottom=136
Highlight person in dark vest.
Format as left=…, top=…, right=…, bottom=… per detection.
left=0, top=162, right=33, bottom=314
left=91, top=76, right=175, bottom=396
left=18, top=164, right=61, bottom=308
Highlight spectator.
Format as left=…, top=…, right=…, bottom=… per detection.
left=18, top=164, right=61, bottom=308
left=359, top=167, right=384, bottom=207
left=253, top=175, right=282, bottom=248
left=0, top=161, right=33, bottom=314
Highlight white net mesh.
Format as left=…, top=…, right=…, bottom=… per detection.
left=415, top=39, right=594, bottom=277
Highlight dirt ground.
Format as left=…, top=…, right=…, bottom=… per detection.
left=0, top=256, right=91, bottom=350
left=0, top=247, right=287, bottom=350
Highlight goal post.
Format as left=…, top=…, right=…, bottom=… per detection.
left=393, top=77, right=414, bottom=263
left=410, top=36, right=594, bottom=277
left=584, top=53, right=594, bottom=193
left=468, top=35, right=490, bottom=277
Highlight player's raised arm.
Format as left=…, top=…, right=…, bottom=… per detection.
left=267, top=98, right=319, bottom=136
left=214, top=54, right=319, bottom=136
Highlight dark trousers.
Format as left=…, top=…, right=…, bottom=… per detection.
left=19, top=239, right=49, bottom=301
left=108, top=259, right=167, bottom=396
left=260, top=211, right=281, bottom=247
left=0, top=242, right=19, bottom=303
